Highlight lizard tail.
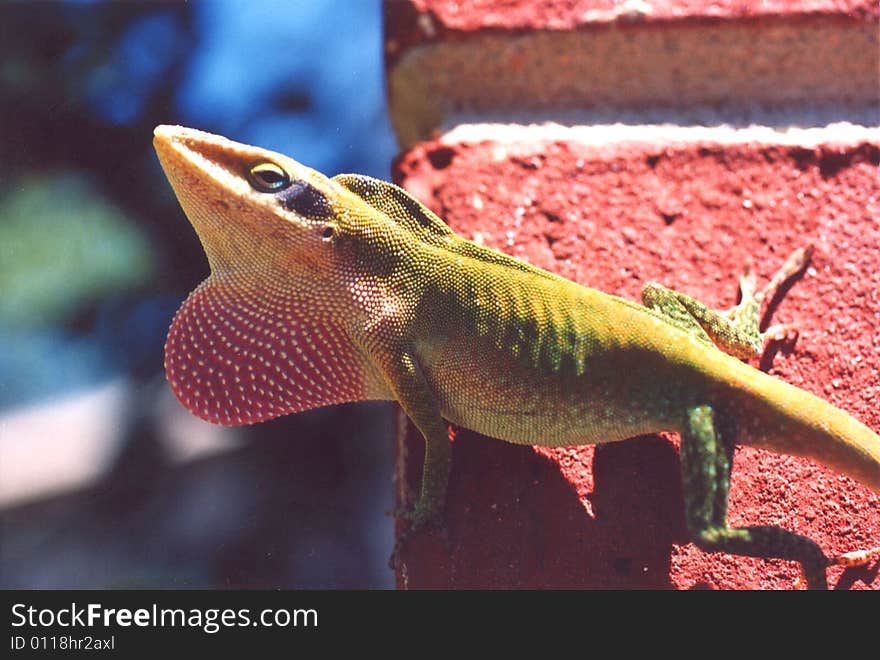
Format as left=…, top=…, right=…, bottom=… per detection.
left=722, top=360, right=880, bottom=492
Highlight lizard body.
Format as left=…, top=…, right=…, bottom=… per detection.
left=154, top=125, right=879, bottom=588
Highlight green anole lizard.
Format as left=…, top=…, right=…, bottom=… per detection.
left=154, top=125, right=880, bottom=589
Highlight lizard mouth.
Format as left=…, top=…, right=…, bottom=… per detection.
left=154, top=125, right=261, bottom=199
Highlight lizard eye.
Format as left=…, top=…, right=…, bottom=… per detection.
left=321, top=226, right=335, bottom=240
left=247, top=162, right=291, bottom=192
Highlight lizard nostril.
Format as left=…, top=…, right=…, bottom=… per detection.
left=321, top=226, right=335, bottom=240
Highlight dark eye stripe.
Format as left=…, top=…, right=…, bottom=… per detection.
left=278, top=180, right=333, bottom=218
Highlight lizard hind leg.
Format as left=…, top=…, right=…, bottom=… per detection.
left=680, top=405, right=830, bottom=589
left=640, top=246, right=813, bottom=360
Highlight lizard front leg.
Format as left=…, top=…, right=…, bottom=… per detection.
left=358, top=335, right=452, bottom=563
left=386, top=349, right=452, bottom=529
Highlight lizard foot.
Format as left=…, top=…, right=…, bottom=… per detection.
left=794, top=545, right=880, bottom=589
left=828, top=545, right=880, bottom=570
left=389, top=504, right=449, bottom=569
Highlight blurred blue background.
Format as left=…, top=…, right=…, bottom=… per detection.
left=0, top=0, right=398, bottom=588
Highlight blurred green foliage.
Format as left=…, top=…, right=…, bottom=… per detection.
left=0, top=0, right=395, bottom=589
left=0, top=173, right=154, bottom=328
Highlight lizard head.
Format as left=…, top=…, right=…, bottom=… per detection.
left=153, top=124, right=356, bottom=282
left=154, top=125, right=398, bottom=425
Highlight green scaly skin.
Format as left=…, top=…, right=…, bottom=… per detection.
left=153, top=126, right=880, bottom=589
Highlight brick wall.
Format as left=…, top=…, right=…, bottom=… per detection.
left=385, top=0, right=880, bottom=590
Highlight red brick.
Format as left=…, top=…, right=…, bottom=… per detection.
left=385, top=1, right=879, bottom=145
left=388, top=0, right=879, bottom=36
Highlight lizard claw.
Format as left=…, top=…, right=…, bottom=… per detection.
left=761, top=322, right=800, bottom=346
left=828, top=545, right=880, bottom=569
left=389, top=504, right=449, bottom=569
left=795, top=546, right=880, bottom=589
